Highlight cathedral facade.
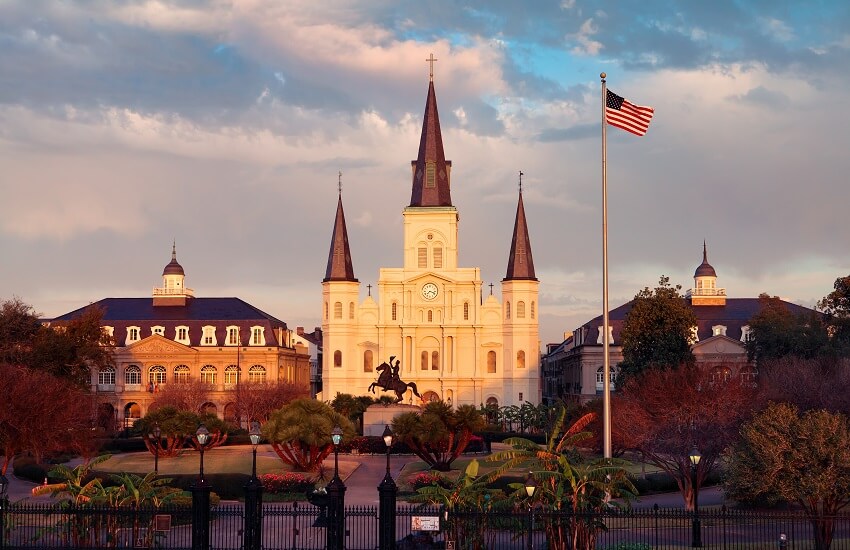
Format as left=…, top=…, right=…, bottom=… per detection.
left=321, top=77, right=540, bottom=409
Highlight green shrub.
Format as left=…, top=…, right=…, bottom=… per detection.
left=12, top=456, right=50, bottom=483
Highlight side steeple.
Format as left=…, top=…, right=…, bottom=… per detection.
left=410, top=63, right=452, bottom=207
left=504, top=177, right=536, bottom=281
left=324, top=183, right=357, bottom=282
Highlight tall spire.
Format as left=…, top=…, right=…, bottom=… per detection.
left=324, top=185, right=357, bottom=282
left=409, top=64, right=452, bottom=207
left=162, top=241, right=184, bottom=276
left=694, top=240, right=717, bottom=278
left=504, top=180, right=537, bottom=281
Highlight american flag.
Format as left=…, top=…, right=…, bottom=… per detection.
left=606, top=90, right=654, bottom=136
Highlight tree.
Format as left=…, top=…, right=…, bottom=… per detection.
left=149, top=381, right=213, bottom=413
left=612, top=365, right=758, bottom=509
left=725, top=403, right=850, bottom=550
left=757, top=356, right=850, bottom=416
left=262, top=398, right=355, bottom=472
left=0, top=366, right=95, bottom=474
left=818, top=275, right=850, bottom=355
left=488, top=410, right=636, bottom=550
left=747, top=293, right=829, bottom=363
left=0, top=297, right=42, bottom=366
left=135, top=406, right=229, bottom=457
left=618, top=276, right=697, bottom=381
left=234, top=381, right=305, bottom=425
left=392, top=401, right=485, bottom=472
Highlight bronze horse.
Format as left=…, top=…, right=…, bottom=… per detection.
left=368, top=359, right=421, bottom=403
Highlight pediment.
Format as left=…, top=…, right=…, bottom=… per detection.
left=126, top=334, right=196, bottom=355
left=691, top=335, right=745, bottom=356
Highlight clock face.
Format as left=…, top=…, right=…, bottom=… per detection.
left=422, top=282, right=439, bottom=300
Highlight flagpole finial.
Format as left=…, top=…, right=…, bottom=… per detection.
left=600, top=72, right=606, bottom=80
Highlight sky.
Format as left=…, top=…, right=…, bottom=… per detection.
left=1, top=0, right=849, bottom=346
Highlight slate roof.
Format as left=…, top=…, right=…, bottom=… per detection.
left=504, top=189, right=537, bottom=281
left=52, top=297, right=288, bottom=348
left=410, top=80, right=452, bottom=207
left=577, top=298, right=818, bottom=345
left=324, top=194, right=357, bottom=282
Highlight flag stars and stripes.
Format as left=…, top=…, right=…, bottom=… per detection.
left=606, top=89, right=654, bottom=136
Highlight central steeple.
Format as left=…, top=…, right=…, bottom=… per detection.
left=410, top=65, right=452, bottom=207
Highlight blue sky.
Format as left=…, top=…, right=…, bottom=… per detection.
left=1, top=0, right=849, bottom=344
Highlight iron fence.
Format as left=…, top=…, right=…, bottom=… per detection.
left=3, top=500, right=850, bottom=549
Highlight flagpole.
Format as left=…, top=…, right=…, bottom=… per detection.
left=601, top=72, right=612, bottom=460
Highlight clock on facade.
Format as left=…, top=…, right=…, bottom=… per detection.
left=421, top=282, right=439, bottom=300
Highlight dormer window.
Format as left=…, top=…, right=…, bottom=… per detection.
left=125, top=326, right=141, bottom=345
left=712, top=325, right=727, bottom=337
left=740, top=325, right=752, bottom=342
left=175, top=325, right=190, bottom=345
left=250, top=326, right=265, bottom=346
left=151, top=325, right=165, bottom=337
left=103, top=326, right=114, bottom=339
left=201, top=326, right=216, bottom=346
left=226, top=326, right=240, bottom=346
left=689, top=326, right=700, bottom=344
left=596, top=326, right=614, bottom=345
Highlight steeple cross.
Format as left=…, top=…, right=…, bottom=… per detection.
left=338, top=171, right=342, bottom=196
left=426, top=53, right=438, bottom=82
left=518, top=171, right=524, bottom=193
left=489, top=283, right=494, bottom=295
left=367, top=284, right=372, bottom=296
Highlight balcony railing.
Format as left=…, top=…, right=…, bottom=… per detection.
left=686, top=287, right=726, bottom=297
left=152, top=287, right=195, bottom=297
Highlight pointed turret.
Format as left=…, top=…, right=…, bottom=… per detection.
left=324, top=193, right=357, bottom=282
left=688, top=241, right=725, bottom=306
left=694, top=241, right=717, bottom=278
left=153, top=242, right=193, bottom=306
left=504, top=188, right=537, bottom=281
left=162, top=242, right=184, bottom=276
left=410, top=80, right=452, bottom=207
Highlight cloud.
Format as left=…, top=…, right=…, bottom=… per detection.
left=729, top=85, right=790, bottom=108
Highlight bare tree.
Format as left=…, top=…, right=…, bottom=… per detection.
left=149, top=380, right=213, bottom=413
left=235, top=381, right=306, bottom=425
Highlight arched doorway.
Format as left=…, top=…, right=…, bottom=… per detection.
left=223, top=402, right=238, bottom=425
left=420, top=391, right=440, bottom=404
left=200, top=402, right=218, bottom=417
left=123, top=402, right=141, bottom=434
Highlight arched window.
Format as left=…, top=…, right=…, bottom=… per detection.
left=531, top=301, right=535, bottom=319
left=224, top=365, right=240, bottom=385
left=485, top=396, right=499, bottom=408
left=200, top=402, right=217, bottom=416
left=124, top=365, right=141, bottom=386
left=433, top=247, right=443, bottom=269
left=174, top=365, right=190, bottom=383
left=98, top=367, right=115, bottom=386
left=334, top=350, right=342, bottom=368
left=364, top=350, right=373, bottom=372
left=516, top=350, right=526, bottom=369
left=334, top=302, right=343, bottom=319
left=149, top=365, right=166, bottom=385
left=740, top=366, right=758, bottom=385
left=249, top=365, right=267, bottom=383
left=124, top=402, right=141, bottom=419
left=421, top=351, right=428, bottom=370
left=223, top=403, right=238, bottom=422
left=391, top=302, right=398, bottom=321
left=711, top=366, right=732, bottom=384
left=427, top=310, right=433, bottom=322
left=200, top=365, right=217, bottom=384
left=421, top=391, right=440, bottom=403
left=431, top=351, right=439, bottom=370
left=505, top=302, right=511, bottom=320
left=487, top=351, right=496, bottom=373
left=324, top=301, right=329, bottom=320
left=349, top=302, right=355, bottom=319
left=596, top=367, right=617, bottom=393
left=463, top=301, right=469, bottom=321
left=517, top=301, right=526, bottom=318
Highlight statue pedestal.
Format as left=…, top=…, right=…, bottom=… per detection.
left=362, top=404, right=421, bottom=436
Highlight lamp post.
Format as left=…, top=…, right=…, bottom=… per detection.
left=244, top=422, right=263, bottom=550
left=0, top=473, right=9, bottom=550
left=191, top=425, right=211, bottom=550
left=524, top=472, right=537, bottom=550
left=378, top=425, right=397, bottom=550
left=326, top=426, right=346, bottom=550
left=148, top=423, right=161, bottom=475
left=689, top=446, right=702, bottom=548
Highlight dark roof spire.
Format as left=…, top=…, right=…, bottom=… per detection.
left=162, top=241, right=185, bottom=276
left=409, top=72, right=452, bottom=207
left=694, top=240, right=717, bottom=278
left=324, top=185, right=357, bottom=282
left=504, top=183, right=537, bottom=281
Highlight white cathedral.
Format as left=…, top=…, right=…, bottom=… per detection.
left=320, top=74, right=540, bottom=408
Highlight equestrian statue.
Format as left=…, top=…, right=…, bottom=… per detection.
left=368, top=356, right=421, bottom=403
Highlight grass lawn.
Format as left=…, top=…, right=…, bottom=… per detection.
left=94, top=445, right=359, bottom=481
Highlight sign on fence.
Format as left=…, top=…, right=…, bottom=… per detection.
left=154, top=515, right=172, bottom=532
left=410, top=516, right=440, bottom=532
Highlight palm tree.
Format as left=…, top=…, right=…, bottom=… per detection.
left=392, top=402, right=485, bottom=471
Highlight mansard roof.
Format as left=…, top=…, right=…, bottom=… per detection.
left=409, top=80, right=452, bottom=207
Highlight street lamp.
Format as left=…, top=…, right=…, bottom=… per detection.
left=191, top=424, right=212, bottom=550
left=148, top=423, right=162, bottom=475
left=524, top=472, right=537, bottom=550
left=244, top=421, right=263, bottom=550
left=689, top=446, right=702, bottom=548
left=378, top=425, right=397, bottom=550
left=326, top=425, right=346, bottom=550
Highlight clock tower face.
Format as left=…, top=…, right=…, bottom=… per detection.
left=421, top=282, right=439, bottom=300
